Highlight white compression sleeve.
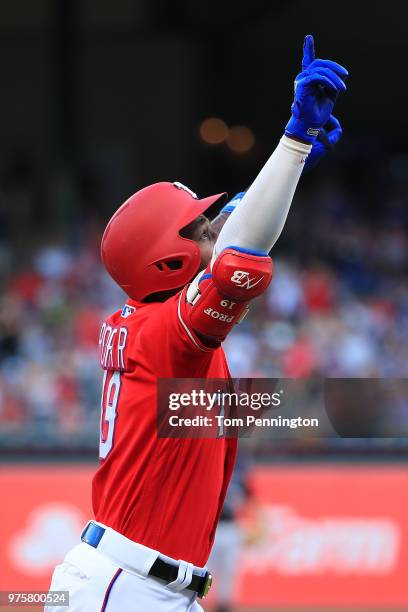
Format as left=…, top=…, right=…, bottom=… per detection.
left=213, top=135, right=312, bottom=258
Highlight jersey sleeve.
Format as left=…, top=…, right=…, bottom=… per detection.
left=134, top=288, right=220, bottom=378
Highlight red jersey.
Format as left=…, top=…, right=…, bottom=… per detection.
left=92, top=287, right=237, bottom=567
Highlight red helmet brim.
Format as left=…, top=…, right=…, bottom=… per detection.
left=177, top=192, right=228, bottom=231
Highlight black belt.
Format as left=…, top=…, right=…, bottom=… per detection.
left=149, top=556, right=212, bottom=598
left=81, top=522, right=212, bottom=599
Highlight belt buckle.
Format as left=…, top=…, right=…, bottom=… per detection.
left=80, top=521, right=105, bottom=548
left=80, top=520, right=93, bottom=541
left=198, top=571, right=212, bottom=599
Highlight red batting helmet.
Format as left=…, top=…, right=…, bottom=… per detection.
left=101, top=181, right=227, bottom=301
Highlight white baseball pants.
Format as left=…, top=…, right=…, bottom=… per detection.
left=45, top=542, right=204, bottom=612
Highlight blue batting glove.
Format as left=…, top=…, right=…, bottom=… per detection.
left=285, top=35, right=348, bottom=144
left=304, top=115, right=343, bottom=171
left=220, top=191, right=246, bottom=214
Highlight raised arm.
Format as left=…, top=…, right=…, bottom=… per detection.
left=182, top=35, right=348, bottom=346
left=214, top=35, right=348, bottom=257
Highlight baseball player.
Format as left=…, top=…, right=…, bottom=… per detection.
left=46, top=36, right=348, bottom=611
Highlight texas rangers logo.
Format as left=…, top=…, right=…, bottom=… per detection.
left=230, top=270, right=263, bottom=290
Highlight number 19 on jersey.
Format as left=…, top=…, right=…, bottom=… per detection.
left=99, top=370, right=121, bottom=459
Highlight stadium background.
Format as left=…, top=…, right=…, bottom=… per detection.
left=1, top=0, right=408, bottom=610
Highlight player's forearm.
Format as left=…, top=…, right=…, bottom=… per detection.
left=213, top=135, right=311, bottom=256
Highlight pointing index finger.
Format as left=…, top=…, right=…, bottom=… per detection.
left=302, top=34, right=315, bottom=70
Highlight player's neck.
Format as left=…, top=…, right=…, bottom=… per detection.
left=142, top=288, right=181, bottom=303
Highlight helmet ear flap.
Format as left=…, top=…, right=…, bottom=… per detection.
left=154, top=258, right=185, bottom=273
left=163, top=259, right=183, bottom=271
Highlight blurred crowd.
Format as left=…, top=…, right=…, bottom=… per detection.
left=1, top=148, right=408, bottom=448
left=0, top=237, right=123, bottom=446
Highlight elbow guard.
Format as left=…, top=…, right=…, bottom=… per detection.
left=186, top=246, right=273, bottom=341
